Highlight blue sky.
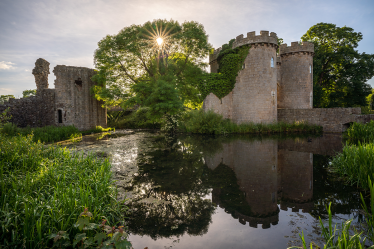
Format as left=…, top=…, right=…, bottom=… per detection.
left=0, top=0, right=373, bottom=97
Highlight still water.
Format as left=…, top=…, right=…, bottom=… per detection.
left=65, top=132, right=363, bottom=248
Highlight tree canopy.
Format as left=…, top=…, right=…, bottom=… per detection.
left=92, top=19, right=211, bottom=120
left=301, top=23, right=374, bottom=108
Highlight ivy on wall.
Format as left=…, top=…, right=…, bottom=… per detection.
left=199, top=40, right=250, bottom=99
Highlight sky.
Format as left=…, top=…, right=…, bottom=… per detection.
left=0, top=0, right=373, bottom=97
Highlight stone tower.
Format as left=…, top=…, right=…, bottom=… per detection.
left=32, top=58, right=50, bottom=92
left=278, top=42, right=314, bottom=109
left=53, top=65, right=107, bottom=130
left=203, top=31, right=278, bottom=124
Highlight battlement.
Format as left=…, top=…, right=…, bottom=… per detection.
left=279, top=41, right=314, bottom=55
left=209, top=31, right=278, bottom=63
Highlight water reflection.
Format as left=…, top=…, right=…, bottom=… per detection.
left=84, top=132, right=359, bottom=248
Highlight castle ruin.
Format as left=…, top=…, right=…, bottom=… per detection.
left=203, top=31, right=374, bottom=132
left=0, top=58, right=107, bottom=130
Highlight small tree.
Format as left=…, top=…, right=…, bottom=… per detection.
left=0, top=95, right=15, bottom=104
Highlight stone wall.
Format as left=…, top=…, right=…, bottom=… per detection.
left=0, top=89, right=55, bottom=127
left=277, top=108, right=374, bottom=132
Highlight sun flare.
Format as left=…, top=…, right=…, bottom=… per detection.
left=156, top=37, right=163, bottom=46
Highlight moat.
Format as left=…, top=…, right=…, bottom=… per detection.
left=64, top=131, right=363, bottom=248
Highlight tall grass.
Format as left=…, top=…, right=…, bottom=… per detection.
left=346, top=120, right=374, bottom=144
left=0, top=134, right=125, bottom=248
left=178, top=109, right=322, bottom=134
left=330, top=142, right=374, bottom=189
left=1, top=123, right=82, bottom=142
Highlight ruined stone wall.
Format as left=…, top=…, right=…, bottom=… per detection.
left=53, top=65, right=107, bottom=130
left=278, top=108, right=361, bottom=132
left=278, top=42, right=314, bottom=109
left=0, top=89, right=55, bottom=127
left=202, top=92, right=232, bottom=119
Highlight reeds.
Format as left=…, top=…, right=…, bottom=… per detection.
left=178, top=109, right=322, bottom=134
left=330, top=142, right=374, bottom=189
left=0, top=134, right=124, bottom=248
left=346, top=120, right=374, bottom=144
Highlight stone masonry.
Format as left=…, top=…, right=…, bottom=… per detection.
left=203, top=30, right=374, bottom=132
left=0, top=58, right=106, bottom=130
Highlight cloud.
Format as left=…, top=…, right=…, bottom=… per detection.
left=0, top=61, right=16, bottom=70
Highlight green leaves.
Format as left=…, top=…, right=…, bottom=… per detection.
left=199, top=44, right=249, bottom=100
left=93, top=19, right=211, bottom=116
left=301, top=22, right=374, bottom=108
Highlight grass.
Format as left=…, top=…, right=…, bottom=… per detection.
left=1, top=123, right=115, bottom=143
left=178, top=109, right=322, bottom=134
left=346, top=120, right=374, bottom=144
left=0, top=134, right=125, bottom=248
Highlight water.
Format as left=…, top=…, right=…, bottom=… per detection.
left=64, top=131, right=363, bottom=248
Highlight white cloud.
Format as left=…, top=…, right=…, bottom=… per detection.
left=0, top=61, right=16, bottom=70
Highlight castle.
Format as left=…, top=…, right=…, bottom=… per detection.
left=203, top=31, right=374, bottom=132
left=0, top=58, right=107, bottom=130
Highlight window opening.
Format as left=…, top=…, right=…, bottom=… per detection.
left=58, top=110, right=63, bottom=123
left=309, top=65, right=312, bottom=73
left=271, top=57, right=274, bottom=68
left=75, top=78, right=83, bottom=87
left=242, top=63, right=245, bottom=69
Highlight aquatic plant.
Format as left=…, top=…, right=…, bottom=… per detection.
left=346, top=120, right=374, bottom=144
left=0, top=134, right=126, bottom=248
left=330, top=142, right=374, bottom=189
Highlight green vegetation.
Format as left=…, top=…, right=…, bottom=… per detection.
left=178, top=109, right=322, bottom=134
left=0, top=134, right=127, bottom=248
left=345, top=120, right=374, bottom=144
left=330, top=142, right=374, bottom=189
left=1, top=122, right=114, bottom=143
left=93, top=19, right=211, bottom=120
left=199, top=40, right=249, bottom=99
left=22, top=89, right=37, bottom=98
left=108, top=108, right=161, bottom=129
left=292, top=178, right=374, bottom=249
left=1, top=123, right=82, bottom=143
left=0, top=95, right=15, bottom=104
left=301, top=23, right=374, bottom=108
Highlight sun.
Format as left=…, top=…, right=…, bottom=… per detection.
left=156, top=37, right=163, bottom=46
left=143, top=22, right=174, bottom=52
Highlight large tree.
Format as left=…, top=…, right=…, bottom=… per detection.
left=301, top=23, right=374, bottom=108
left=92, top=19, right=211, bottom=120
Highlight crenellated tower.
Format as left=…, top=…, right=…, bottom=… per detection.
left=204, top=31, right=279, bottom=124
left=278, top=42, right=314, bottom=109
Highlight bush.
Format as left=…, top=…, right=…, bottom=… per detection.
left=109, top=107, right=161, bottom=129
